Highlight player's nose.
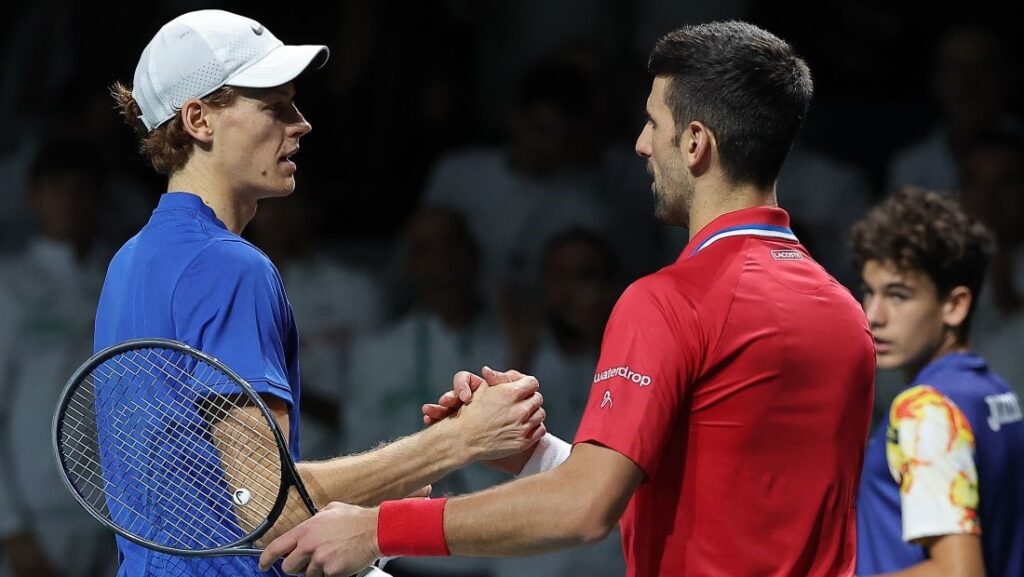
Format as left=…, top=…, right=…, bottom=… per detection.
left=290, top=106, right=311, bottom=137
left=635, top=123, right=653, bottom=159
left=863, top=297, right=886, bottom=327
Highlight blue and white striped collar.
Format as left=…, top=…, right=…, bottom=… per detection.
left=691, top=223, right=798, bottom=255
left=683, top=206, right=798, bottom=258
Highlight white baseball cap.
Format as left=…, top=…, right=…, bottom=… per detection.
left=132, top=10, right=329, bottom=131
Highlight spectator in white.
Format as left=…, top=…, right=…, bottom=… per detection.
left=423, top=59, right=610, bottom=310
left=526, top=229, right=622, bottom=440
left=245, top=194, right=385, bottom=460
left=343, top=207, right=508, bottom=576
left=496, top=228, right=626, bottom=577
left=886, top=25, right=1019, bottom=193
left=0, top=140, right=117, bottom=577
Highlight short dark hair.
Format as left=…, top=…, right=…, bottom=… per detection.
left=648, top=21, right=813, bottom=188
left=850, top=187, right=996, bottom=334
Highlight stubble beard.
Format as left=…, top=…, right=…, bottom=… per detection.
left=653, top=176, right=690, bottom=227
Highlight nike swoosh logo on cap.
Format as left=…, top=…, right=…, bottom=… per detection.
left=251, top=24, right=264, bottom=35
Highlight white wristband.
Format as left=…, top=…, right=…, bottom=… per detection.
left=517, top=433, right=572, bottom=477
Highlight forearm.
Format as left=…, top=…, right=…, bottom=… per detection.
left=870, top=535, right=985, bottom=577
left=299, top=419, right=474, bottom=508
left=875, top=560, right=979, bottom=577
left=444, top=467, right=606, bottom=556
left=875, top=561, right=942, bottom=577
left=437, top=444, right=637, bottom=557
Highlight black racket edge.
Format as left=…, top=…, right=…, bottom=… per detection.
left=51, top=337, right=318, bottom=557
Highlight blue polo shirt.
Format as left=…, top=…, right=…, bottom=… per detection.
left=857, top=352, right=1024, bottom=577
left=94, top=192, right=301, bottom=577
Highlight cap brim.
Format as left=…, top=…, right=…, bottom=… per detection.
left=227, top=44, right=329, bottom=88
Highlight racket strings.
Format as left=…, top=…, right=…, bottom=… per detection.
left=95, top=354, right=283, bottom=521
left=63, top=387, right=268, bottom=545
left=62, top=355, right=242, bottom=549
left=88, top=363, right=280, bottom=503
left=62, top=370, right=247, bottom=549
left=58, top=346, right=287, bottom=551
left=118, top=349, right=285, bottom=499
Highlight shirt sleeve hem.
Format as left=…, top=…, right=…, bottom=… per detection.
left=244, top=377, right=294, bottom=406
left=903, top=524, right=981, bottom=544
left=573, top=435, right=653, bottom=480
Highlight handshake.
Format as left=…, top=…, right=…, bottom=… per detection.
left=419, top=366, right=548, bottom=475
left=257, top=365, right=570, bottom=576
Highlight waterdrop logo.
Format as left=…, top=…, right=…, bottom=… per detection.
left=593, top=366, right=652, bottom=387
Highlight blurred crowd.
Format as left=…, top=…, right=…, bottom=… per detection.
left=0, top=1, right=1022, bottom=576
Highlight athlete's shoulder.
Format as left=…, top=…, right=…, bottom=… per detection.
left=624, top=266, right=701, bottom=309
left=107, top=232, right=140, bottom=261
left=173, top=237, right=282, bottom=298
left=194, top=236, right=274, bottom=269
left=917, top=353, right=1012, bottom=400
left=890, top=385, right=965, bottom=421
left=606, top=270, right=705, bottom=343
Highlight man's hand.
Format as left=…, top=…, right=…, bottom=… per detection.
left=259, top=502, right=379, bottom=576
left=422, top=369, right=487, bottom=426
left=422, top=366, right=534, bottom=425
left=424, top=367, right=544, bottom=474
left=437, top=368, right=546, bottom=462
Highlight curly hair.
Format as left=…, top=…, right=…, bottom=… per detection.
left=850, top=187, right=996, bottom=332
left=110, top=81, right=238, bottom=175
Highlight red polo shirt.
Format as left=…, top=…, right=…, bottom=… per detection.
left=575, top=206, right=874, bottom=577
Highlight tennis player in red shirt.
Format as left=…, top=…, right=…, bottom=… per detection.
left=260, top=20, right=875, bottom=577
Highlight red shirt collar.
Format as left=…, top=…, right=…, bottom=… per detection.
left=681, top=206, right=795, bottom=260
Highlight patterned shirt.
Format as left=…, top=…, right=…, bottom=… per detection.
left=886, top=385, right=980, bottom=541
left=857, top=352, right=1024, bottom=576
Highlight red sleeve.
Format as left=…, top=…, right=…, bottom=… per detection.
left=573, top=278, right=700, bottom=478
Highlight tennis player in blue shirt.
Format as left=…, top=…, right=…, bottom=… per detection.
left=95, top=10, right=546, bottom=577
left=851, top=187, right=1024, bottom=577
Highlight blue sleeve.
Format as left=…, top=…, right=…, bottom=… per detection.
left=171, top=240, right=296, bottom=407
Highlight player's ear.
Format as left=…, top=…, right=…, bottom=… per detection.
left=941, top=285, right=972, bottom=331
left=684, top=120, right=714, bottom=174
left=180, top=98, right=214, bottom=144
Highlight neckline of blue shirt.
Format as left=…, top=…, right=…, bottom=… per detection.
left=914, top=351, right=988, bottom=383
left=155, top=192, right=229, bottom=231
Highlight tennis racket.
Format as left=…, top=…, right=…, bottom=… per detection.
left=52, top=338, right=382, bottom=575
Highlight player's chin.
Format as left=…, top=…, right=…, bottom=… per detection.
left=262, top=177, right=297, bottom=198
left=874, top=352, right=904, bottom=371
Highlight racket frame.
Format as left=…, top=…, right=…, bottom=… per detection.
left=52, top=338, right=317, bottom=556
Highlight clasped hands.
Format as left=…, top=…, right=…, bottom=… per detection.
left=258, top=366, right=545, bottom=576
